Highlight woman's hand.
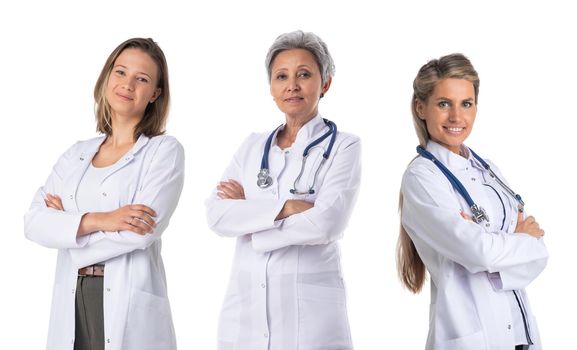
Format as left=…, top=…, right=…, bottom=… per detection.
left=215, top=181, right=313, bottom=219
left=43, top=192, right=157, bottom=237
left=276, top=200, right=314, bottom=220
left=78, top=205, right=157, bottom=236
left=515, top=211, right=544, bottom=239
left=217, top=179, right=245, bottom=199
left=44, top=193, right=64, bottom=211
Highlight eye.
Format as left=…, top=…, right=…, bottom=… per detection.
left=114, top=69, right=126, bottom=76
left=298, top=71, right=311, bottom=79
left=462, top=101, right=474, bottom=108
left=438, top=101, right=450, bottom=108
left=137, top=76, right=149, bottom=84
left=275, top=73, right=287, bottom=81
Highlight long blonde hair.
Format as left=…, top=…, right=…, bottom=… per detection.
left=397, top=53, right=480, bottom=293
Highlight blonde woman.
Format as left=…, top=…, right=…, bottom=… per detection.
left=24, top=38, right=183, bottom=350
left=397, top=53, right=547, bottom=350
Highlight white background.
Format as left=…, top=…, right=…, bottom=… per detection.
left=1, top=0, right=575, bottom=348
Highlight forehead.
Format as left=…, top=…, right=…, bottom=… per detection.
left=272, top=48, right=318, bottom=70
left=114, top=48, right=158, bottom=77
left=431, top=78, right=475, bottom=98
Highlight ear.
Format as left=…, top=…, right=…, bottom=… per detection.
left=320, top=77, right=332, bottom=97
left=150, top=88, right=162, bottom=103
left=415, top=99, right=426, bottom=120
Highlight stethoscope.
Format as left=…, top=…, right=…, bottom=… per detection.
left=416, top=145, right=525, bottom=224
left=257, top=118, right=337, bottom=194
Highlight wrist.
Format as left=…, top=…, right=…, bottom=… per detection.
left=78, top=212, right=100, bottom=236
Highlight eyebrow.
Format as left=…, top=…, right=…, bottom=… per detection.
left=113, top=64, right=153, bottom=79
left=434, top=96, right=474, bottom=101
left=273, top=64, right=313, bottom=72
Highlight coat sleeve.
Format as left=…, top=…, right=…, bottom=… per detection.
left=483, top=160, right=548, bottom=290
left=24, top=142, right=88, bottom=249
left=250, top=137, right=361, bottom=253
left=401, top=163, right=548, bottom=275
left=67, top=138, right=185, bottom=268
left=205, top=134, right=286, bottom=237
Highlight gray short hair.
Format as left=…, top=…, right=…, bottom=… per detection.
left=265, top=30, right=335, bottom=84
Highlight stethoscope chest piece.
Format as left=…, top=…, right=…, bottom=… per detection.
left=258, top=118, right=337, bottom=194
left=257, top=169, right=273, bottom=189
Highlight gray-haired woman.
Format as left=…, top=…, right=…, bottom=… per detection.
left=206, top=30, right=360, bottom=349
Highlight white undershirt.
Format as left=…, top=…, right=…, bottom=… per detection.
left=76, top=163, right=111, bottom=213
left=76, top=164, right=111, bottom=267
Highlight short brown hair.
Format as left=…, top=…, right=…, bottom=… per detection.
left=94, top=38, right=170, bottom=138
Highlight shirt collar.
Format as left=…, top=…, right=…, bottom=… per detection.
left=273, top=114, right=326, bottom=147
left=83, top=133, right=150, bottom=157
left=425, top=140, right=478, bottom=171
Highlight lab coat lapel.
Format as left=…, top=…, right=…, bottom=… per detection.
left=100, top=134, right=150, bottom=184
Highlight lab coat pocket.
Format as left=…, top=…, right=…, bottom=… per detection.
left=297, top=283, right=352, bottom=350
left=436, top=329, right=486, bottom=350
left=123, top=289, right=175, bottom=350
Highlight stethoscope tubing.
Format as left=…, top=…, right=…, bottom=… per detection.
left=258, top=119, right=337, bottom=194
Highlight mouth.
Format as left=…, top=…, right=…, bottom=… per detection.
left=284, top=96, right=304, bottom=103
left=116, top=93, right=134, bottom=101
left=444, top=126, right=465, bottom=134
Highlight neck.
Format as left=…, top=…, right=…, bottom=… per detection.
left=283, top=112, right=316, bottom=139
left=108, top=114, right=140, bottom=146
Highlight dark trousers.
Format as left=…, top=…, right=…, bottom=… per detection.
left=74, top=276, right=104, bottom=350
left=515, top=345, right=530, bottom=350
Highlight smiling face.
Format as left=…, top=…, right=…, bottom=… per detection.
left=270, top=48, right=331, bottom=122
left=416, top=78, right=477, bottom=154
left=105, top=48, right=161, bottom=121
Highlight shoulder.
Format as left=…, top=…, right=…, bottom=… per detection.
left=402, top=156, right=448, bottom=190
left=233, top=132, right=268, bottom=155
left=335, top=130, right=360, bottom=149
left=147, top=134, right=185, bottom=160
left=58, top=136, right=105, bottom=160
left=147, top=135, right=184, bottom=152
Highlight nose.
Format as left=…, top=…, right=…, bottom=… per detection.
left=448, top=106, right=461, bottom=122
left=122, top=77, right=136, bottom=91
left=287, top=76, right=300, bottom=92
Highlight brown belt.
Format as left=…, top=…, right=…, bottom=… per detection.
left=78, top=264, right=105, bottom=277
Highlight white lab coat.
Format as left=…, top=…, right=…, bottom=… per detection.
left=206, top=115, right=360, bottom=350
left=401, top=141, right=548, bottom=350
left=24, top=134, right=184, bottom=350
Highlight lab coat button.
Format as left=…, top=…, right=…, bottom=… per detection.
left=485, top=223, right=490, bottom=227
left=106, top=288, right=111, bottom=292
left=69, top=195, right=73, bottom=199
left=271, top=190, right=276, bottom=195
left=261, top=283, right=266, bottom=288
left=264, top=333, right=268, bottom=338
left=72, top=289, right=75, bottom=294
left=507, top=324, right=511, bottom=330
left=107, top=338, right=111, bottom=343
left=102, top=192, right=107, bottom=197
left=471, top=177, right=476, bottom=181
